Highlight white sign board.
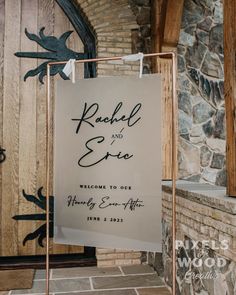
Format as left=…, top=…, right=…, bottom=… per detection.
left=54, top=75, right=162, bottom=252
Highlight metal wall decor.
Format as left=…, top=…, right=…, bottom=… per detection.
left=15, top=28, right=89, bottom=83
left=0, top=147, right=6, bottom=164
left=12, top=187, right=54, bottom=247
left=15, top=0, right=96, bottom=83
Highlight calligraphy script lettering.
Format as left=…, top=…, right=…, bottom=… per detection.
left=72, top=102, right=142, bottom=134
left=78, top=136, right=133, bottom=167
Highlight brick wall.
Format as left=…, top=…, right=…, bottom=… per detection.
left=76, top=0, right=151, bottom=267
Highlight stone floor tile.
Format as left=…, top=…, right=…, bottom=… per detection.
left=55, top=290, right=137, bottom=295
left=52, top=266, right=121, bottom=278
left=121, top=265, right=155, bottom=275
left=93, top=274, right=164, bottom=289
left=137, top=287, right=171, bottom=295
left=34, top=269, right=46, bottom=280
left=12, top=278, right=90, bottom=294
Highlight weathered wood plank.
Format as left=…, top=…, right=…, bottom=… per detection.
left=18, top=0, right=38, bottom=255
left=0, top=0, right=5, bottom=255
left=35, top=0, right=55, bottom=255
left=52, top=2, right=84, bottom=254
left=162, top=0, right=184, bottom=50
left=155, top=57, right=173, bottom=179
left=2, top=0, right=21, bottom=256
left=224, top=0, right=236, bottom=196
left=51, top=2, right=71, bottom=255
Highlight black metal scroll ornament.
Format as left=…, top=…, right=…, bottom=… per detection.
left=12, top=187, right=54, bottom=247
left=0, top=147, right=6, bottom=163
left=15, top=27, right=89, bottom=84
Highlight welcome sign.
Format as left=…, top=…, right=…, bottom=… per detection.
left=54, top=75, right=162, bottom=252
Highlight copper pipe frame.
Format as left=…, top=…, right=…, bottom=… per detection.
left=46, top=52, right=178, bottom=295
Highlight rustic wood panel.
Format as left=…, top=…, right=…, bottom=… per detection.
left=35, top=0, right=55, bottom=256
left=18, top=0, right=38, bottom=256
left=0, top=0, right=85, bottom=256
left=51, top=1, right=84, bottom=255
left=224, top=0, right=236, bottom=197
left=0, top=0, right=5, bottom=255
left=156, top=57, right=173, bottom=179
left=2, top=0, right=21, bottom=256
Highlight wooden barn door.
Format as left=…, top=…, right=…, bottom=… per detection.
left=0, top=0, right=94, bottom=260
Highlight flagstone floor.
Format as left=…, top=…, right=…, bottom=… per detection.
left=1, top=265, right=171, bottom=295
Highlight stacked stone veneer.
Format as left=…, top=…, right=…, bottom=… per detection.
left=162, top=181, right=236, bottom=294
left=177, top=0, right=226, bottom=186
left=76, top=0, right=151, bottom=267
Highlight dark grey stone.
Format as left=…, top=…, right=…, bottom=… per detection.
left=92, top=274, right=164, bottom=289
left=196, top=29, right=209, bottom=45
left=140, top=25, right=150, bottom=38
left=201, top=51, right=223, bottom=79
left=177, top=45, right=186, bottom=55
left=214, top=109, right=225, bottom=139
left=52, top=267, right=121, bottom=279
left=202, top=119, right=214, bottom=137
left=154, top=253, right=164, bottom=277
left=121, top=264, right=155, bottom=275
left=188, top=67, right=200, bottom=86
left=178, top=92, right=192, bottom=115
left=199, top=74, right=211, bottom=100
left=185, top=174, right=201, bottom=182
left=211, top=153, right=225, bottom=169
left=12, top=278, right=91, bottom=293
left=134, top=0, right=150, bottom=6
left=178, top=55, right=186, bottom=73
left=141, top=251, right=147, bottom=263
left=185, top=42, right=208, bottom=69
left=215, top=168, right=227, bottom=186
left=209, top=24, right=223, bottom=55
left=190, top=84, right=200, bottom=96
left=195, top=0, right=213, bottom=9
left=185, top=25, right=197, bottom=36
left=178, top=74, right=192, bottom=92
left=147, top=252, right=163, bottom=277
left=193, top=101, right=215, bottom=124
left=197, top=16, right=213, bottom=31
left=212, top=81, right=223, bottom=105
left=178, top=110, right=192, bottom=134
left=182, top=0, right=205, bottom=28
left=176, top=247, right=189, bottom=280
left=136, top=7, right=150, bottom=25
left=180, top=133, right=190, bottom=141
left=219, top=80, right=224, bottom=98
left=200, top=145, right=212, bottom=167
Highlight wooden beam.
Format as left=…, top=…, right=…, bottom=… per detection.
left=162, top=0, right=184, bottom=50
left=224, top=0, right=236, bottom=196
left=151, top=0, right=166, bottom=54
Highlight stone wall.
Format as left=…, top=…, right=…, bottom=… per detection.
left=177, top=0, right=225, bottom=186
left=162, top=181, right=236, bottom=294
